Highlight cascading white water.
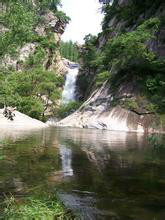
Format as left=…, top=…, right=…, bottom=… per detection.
left=62, top=64, right=79, bottom=103
left=46, top=64, right=79, bottom=125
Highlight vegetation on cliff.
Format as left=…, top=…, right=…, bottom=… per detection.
left=77, top=0, right=165, bottom=122
left=0, top=0, right=69, bottom=120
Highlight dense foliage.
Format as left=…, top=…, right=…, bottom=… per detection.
left=103, top=18, right=160, bottom=70
left=60, top=40, right=79, bottom=62
left=0, top=1, right=37, bottom=57
left=0, top=68, right=64, bottom=119
left=56, top=101, right=82, bottom=119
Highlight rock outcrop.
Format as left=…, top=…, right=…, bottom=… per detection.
left=56, top=81, right=164, bottom=133
left=1, top=43, right=36, bottom=70
left=0, top=109, right=47, bottom=131
left=1, top=9, right=67, bottom=73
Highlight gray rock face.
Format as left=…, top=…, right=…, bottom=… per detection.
left=41, top=10, right=66, bottom=35
left=55, top=81, right=164, bottom=133
left=1, top=43, right=36, bottom=70
left=1, top=10, right=66, bottom=71
left=35, top=11, right=66, bottom=38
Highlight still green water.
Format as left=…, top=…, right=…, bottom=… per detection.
left=0, top=127, right=165, bottom=220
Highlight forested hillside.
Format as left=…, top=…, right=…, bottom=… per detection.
left=0, top=0, right=69, bottom=120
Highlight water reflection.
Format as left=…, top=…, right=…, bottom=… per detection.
left=55, top=127, right=145, bottom=150
left=0, top=127, right=165, bottom=220
left=60, top=144, right=73, bottom=177
left=54, top=128, right=165, bottom=220
left=54, top=128, right=146, bottom=173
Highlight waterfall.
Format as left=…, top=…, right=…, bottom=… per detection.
left=62, top=64, right=79, bottom=103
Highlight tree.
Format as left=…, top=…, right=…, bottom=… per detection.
left=60, top=40, right=79, bottom=62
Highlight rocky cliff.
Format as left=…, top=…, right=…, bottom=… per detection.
left=56, top=0, right=165, bottom=133
left=0, top=9, right=67, bottom=73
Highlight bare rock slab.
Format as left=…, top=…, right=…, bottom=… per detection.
left=0, top=109, right=48, bottom=131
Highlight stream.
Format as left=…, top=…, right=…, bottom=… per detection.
left=0, top=127, right=165, bottom=220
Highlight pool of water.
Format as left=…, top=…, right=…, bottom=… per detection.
left=0, top=127, right=165, bottom=220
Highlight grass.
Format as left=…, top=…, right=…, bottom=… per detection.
left=2, top=195, right=74, bottom=220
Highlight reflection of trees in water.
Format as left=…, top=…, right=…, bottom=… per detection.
left=55, top=128, right=147, bottom=173
left=58, top=134, right=165, bottom=220
left=0, top=129, right=61, bottom=196
left=56, top=129, right=165, bottom=214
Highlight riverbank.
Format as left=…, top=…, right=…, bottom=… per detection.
left=0, top=109, right=47, bottom=131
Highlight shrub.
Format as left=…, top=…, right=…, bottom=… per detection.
left=103, top=18, right=161, bottom=70
left=121, top=99, right=139, bottom=111
left=0, top=69, right=64, bottom=120
left=0, top=1, right=37, bottom=57
left=81, top=34, right=102, bottom=69
left=25, top=46, right=45, bottom=68
left=55, top=11, right=71, bottom=23
left=56, top=101, right=82, bottom=119
left=18, top=97, right=44, bottom=119
left=96, top=71, right=110, bottom=87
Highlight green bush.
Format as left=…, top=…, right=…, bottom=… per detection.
left=96, top=71, right=110, bottom=87
left=0, top=1, right=37, bottom=57
left=144, top=73, right=165, bottom=113
left=121, top=99, right=139, bottom=111
left=56, top=101, right=81, bottom=119
left=55, top=11, right=70, bottom=23
left=103, top=18, right=160, bottom=70
left=0, top=69, right=64, bottom=120
left=25, top=46, right=45, bottom=68
left=18, top=97, right=44, bottom=119
left=38, top=35, right=57, bottom=50
left=38, top=0, right=61, bottom=11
